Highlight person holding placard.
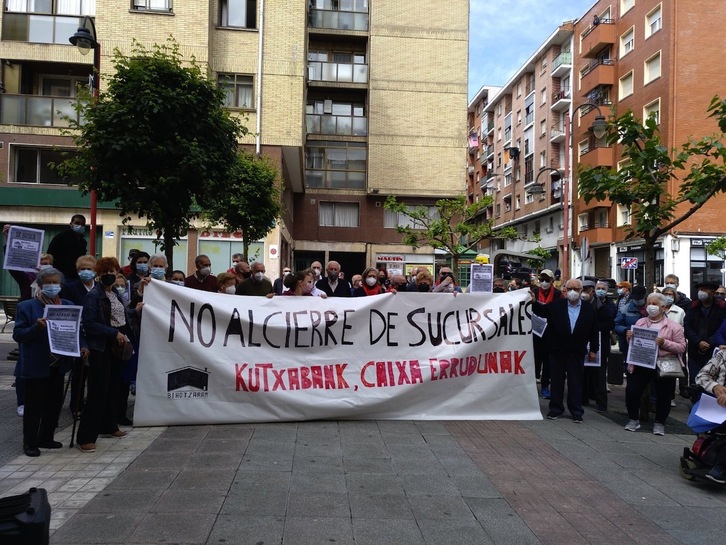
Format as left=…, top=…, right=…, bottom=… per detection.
left=624, top=292, right=686, bottom=435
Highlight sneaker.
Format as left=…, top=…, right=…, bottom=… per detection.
left=706, top=465, right=726, bottom=485
left=16, top=405, right=24, bottom=417
left=546, top=412, right=560, bottom=420
left=572, top=416, right=583, bottom=424
left=541, top=387, right=551, bottom=399
left=653, top=423, right=665, bottom=436
left=607, top=386, right=611, bottom=393
left=624, top=419, right=641, bottom=432
left=670, top=400, right=676, bottom=407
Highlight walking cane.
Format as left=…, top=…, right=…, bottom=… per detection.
left=69, top=353, right=89, bottom=448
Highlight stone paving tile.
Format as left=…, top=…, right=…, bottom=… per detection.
left=284, top=516, right=355, bottom=545
left=206, top=515, right=285, bottom=545
left=129, top=512, right=217, bottom=544
left=286, top=491, right=351, bottom=518
left=418, top=518, right=495, bottom=545
left=351, top=517, right=425, bottom=545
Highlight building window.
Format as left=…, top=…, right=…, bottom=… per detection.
left=319, top=202, right=359, bottom=227
left=305, top=141, right=367, bottom=189
left=644, top=52, right=661, bottom=84
left=515, top=195, right=521, bottom=210
left=525, top=192, right=534, bottom=204
left=539, top=151, right=546, bottom=167
left=540, top=119, right=546, bottom=137
left=619, top=71, right=634, bottom=98
left=6, top=0, right=95, bottom=14
left=541, top=88, right=547, bottom=105
left=218, top=74, right=253, bottom=109
left=578, top=213, right=589, bottom=232
left=497, top=103, right=502, bottom=116
left=132, top=0, right=172, bottom=11
left=504, top=173, right=512, bottom=187
left=495, top=203, right=501, bottom=217
left=306, top=99, right=366, bottom=135
left=10, top=146, right=78, bottom=185
left=620, top=0, right=634, bottom=14
left=620, top=27, right=634, bottom=57
left=645, top=4, right=662, bottom=38
left=516, top=110, right=522, bottom=125
left=617, top=204, right=631, bottom=226
left=220, top=0, right=256, bottom=29
left=644, top=98, right=660, bottom=124
left=384, top=205, right=439, bottom=230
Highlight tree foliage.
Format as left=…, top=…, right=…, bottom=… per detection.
left=202, top=151, right=281, bottom=259
left=578, top=98, right=726, bottom=287
left=383, top=195, right=518, bottom=271
left=60, top=38, right=244, bottom=271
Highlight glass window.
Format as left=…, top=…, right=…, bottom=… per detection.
left=12, top=147, right=78, bottom=185
left=218, top=74, right=253, bottom=109
left=619, top=71, right=633, bottom=98
left=319, top=202, right=359, bottom=227
left=132, top=0, right=172, bottom=11
left=220, top=0, right=256, bottom=28
left=305, top=142, right=366, bottom=189
left=644, top=52, right=661, bottom=84
left=620, top=28, right=634, bottom=57
left=644, top=98, right=660, bottom=124
left=620, top=0, right=634, bottom=14
left=645, top=5, right=662, bottom=38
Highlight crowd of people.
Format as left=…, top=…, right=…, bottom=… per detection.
left=5, top=216, right=726, bottom=484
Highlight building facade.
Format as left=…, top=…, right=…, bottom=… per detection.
left=471, top=1, right=726, bottom=297
left=0, top=0, right=468, bottom=295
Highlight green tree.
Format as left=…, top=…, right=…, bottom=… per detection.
left=706, top=237, right=726, bottom=260
left=60, top=38, right=243, bottom=271
left=202, top=151, right=281, bottom=259
left=578, top=98, right=726, bottom=287
left=383, top=195, right=517, bottom=273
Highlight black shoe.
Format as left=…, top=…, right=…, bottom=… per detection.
left=117, top=417, right=133, bottom=426
left=23, top=446, right=41, bottom=457
left=596, top=406, right=607, bottom=413
left=546, top=412, right=560, bottom=420
left=38, top=441, right=63, bottom=449
left=706, top=465, right=726, bottom=485
left=572, top=416, right=583, bottom=424
left=9, top=349, right=19, bottom=356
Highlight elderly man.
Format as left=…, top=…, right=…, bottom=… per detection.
left=184, top=254, right=217, bottom=292
left=533, top=278, right=599, bottom=423
left=236, top=261, right=274, bottom=297
left=233, top=261, right=252, bottom=285
left=315, top=260, right=351, bottom=297
left=582, top=280, right=616, bottom=412
left=273, top=266, right=292, bottom=295
left=685, top=280, right=726, bottom=384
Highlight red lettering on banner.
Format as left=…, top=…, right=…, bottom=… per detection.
left=235, top=363, right=248, bottom=391
left=288, top=368, right=300, bottom=390
left=514, top=351, right=525, bottom=374
left=362, top=360, right=424, bottom=387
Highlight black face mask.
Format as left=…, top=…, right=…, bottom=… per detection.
left=493, top=287, right=506, bottom=293
left=100, top=274, right=116, bottom=287
left=418, top=283, right=430, bottom=292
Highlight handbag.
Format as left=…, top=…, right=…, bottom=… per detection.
left=111, top=335, right=134, bottom=361
left=656, top=356, right=684, bottom=379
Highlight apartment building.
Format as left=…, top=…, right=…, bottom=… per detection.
left=0, top=0, right=468, bottom=295
left=571, top=0, right=726, bottom=295
left=477, top=23, right=576, bottom=274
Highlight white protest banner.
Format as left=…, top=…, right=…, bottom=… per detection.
left=43, top=305, right=83, bottom=357
left=3, top=226, right=44, bottom=273
left=134, top=282, right=541, bottom=425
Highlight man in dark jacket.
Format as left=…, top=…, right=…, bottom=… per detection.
left=315, top=260, right=351, bottom=297
left=531, top=269, right=564, bottom=399
left=533, top=278, right=599, bottom=423
left=684, top=280, right=726, bottom=384
left=582, top=280, right=616, bottom=411
left=47, top=214, right=87, bottom=281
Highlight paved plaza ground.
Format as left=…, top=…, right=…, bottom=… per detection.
left=0, top=330, right=724, bottom=544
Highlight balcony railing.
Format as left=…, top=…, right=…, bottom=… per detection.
left=580, top=58, right=615, bottom=78
left=525, top=112, right=534, bottom=125
left=552, top=52, right=572, bottom=71
left=306, top=114, right=367, bottom=136
left=582, top=18, right=615, bottom=38
left=487, top=120, right=494, bottom=132
left=308, top=8, right=368, bottom=31
left=0, top=94, right=80, bottom=127
left=552, top=88, right=571, bottom=102
left=485, top=145, right=494, bottom=157
left=308, top=61, right=368, bottom=84
left=2, top=13, right=85, bottom=44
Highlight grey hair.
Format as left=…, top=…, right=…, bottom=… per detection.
left=150, top=253, right=168, bottom=267
left=36, top=267, right=64, bottom=286
left=647, top=292, right=667, bottom=306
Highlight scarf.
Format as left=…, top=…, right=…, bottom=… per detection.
left=37, top=292, right=61, bottom=307
left=361, top=283, right=385, bottom=296
left=537, top=287, right=555, bottom=304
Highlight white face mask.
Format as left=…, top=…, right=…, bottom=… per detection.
left=365, top=276, right=378, bottom=287
left=253, top=272, right=265, bottom=282
left=566, top=289, right=580, bottom=302
left=198, top=266, right=211, bottom=277
left=698, top=290, right=709, bottom=301
left=540, top=281, right=551, bottom=290
left=664, top=296, right=674, bottom=305
left=313, top=268, right=321, bottom=277
left=225, top=285, right=236, bottom=294
left=646, top=304, right=661, bottom=317
left=665, top=283, right=677, bottom=289
left=580, top=292, right=591, bottom=302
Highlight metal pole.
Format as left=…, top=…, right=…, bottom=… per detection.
left=563, top=112, right=570, bottom=281
left=89, top=31, right=101, bottom=255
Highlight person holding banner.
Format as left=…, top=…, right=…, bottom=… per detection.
left=13, top=267, right=88, bottom=457
left=76, top=257, right=141, bottom=453
left=531, top=269, right=564, bottom=399
left=624, top=292, right=686, bottom=435
left=282, top=269, right=315, bottom=296
left=533, top=278, right=599, bottom=423
left=354, top=267, right=388, bottom=296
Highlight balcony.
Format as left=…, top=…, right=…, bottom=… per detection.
left=2, top=13, right=85, bottom=44
left=467, top=165, right=475, bottom=176
left=308, top=61, right=368, bottom=84
left=486, top=145, right=494, bottom=158
left=487, top=120, right=494, bottom=134
left=580, top=60, right=615, bottom=95
left=0, top=94, right=80, bottom=128
left=550, top=124, right=565, bottom=143
left=577, top=102, right=612, bottom=138
left=551, top=52, right=572, bottom=78
left=550, top=88, right=571, bottom=111
left=306, top=114, right=367, bottom=137
left=579, top=145, right=613, bottom=169
left=308, top=8, right=369, bottom=32
left=524, top=111, right=534, bottom=126
left=581, top=18, right=616, bottom=59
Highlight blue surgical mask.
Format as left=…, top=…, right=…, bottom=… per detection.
left=42, top=285, right=62, bottom=298
left=78, top=269, right=96, bottom=282
left=170, top=280, right=185, bottom=286
left=665, top=296, right=674, bottom=305
left=136, top=263, right=149, bottom=275
left=114, top=286, right=126, bottom=297
left=71, top=224, right=85, bottom=234
left=150, top=267, right=166, bottom=280
left=617, top=288, right=625, bottom=296
left=595, top=289, right=607, bottom=298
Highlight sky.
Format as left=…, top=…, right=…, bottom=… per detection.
left=469, top=0, right=596, bottom=99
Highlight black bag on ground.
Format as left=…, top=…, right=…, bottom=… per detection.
left=0, top=487, right=50, bottom=545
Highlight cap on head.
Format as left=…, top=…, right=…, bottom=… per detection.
left=538, top=269, right=554, bottom=280
left=696, top=280, right=720, bottom=290
left=582, top=280, right=596, bottom=289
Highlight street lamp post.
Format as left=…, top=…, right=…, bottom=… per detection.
left=528, top=104, right=607, bottom=280
left=70, top=16, right=100, bottom=256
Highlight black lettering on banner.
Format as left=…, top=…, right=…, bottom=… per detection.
left=224, top=308, right=245, bottom=347
left=341, top=309, right=354, bottom=345
left=369, top=309, right=386, bottom=345
left=247, top=310, right=261, bottom=347
left=407, top=307, right=426, bottom=347
left=263, top=311, right=281, bottom=348
left=197, top=303, right=216, bottom=348
left=169, top=299, right=194, bottom=343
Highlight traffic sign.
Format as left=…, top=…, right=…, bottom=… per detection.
left=620, top=257, right=638, bottom=269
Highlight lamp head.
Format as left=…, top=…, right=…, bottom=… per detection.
left=590, top=115, right=608, bottom=140
left=70, top=26, right=96, bottom=55
left=527, top=184, right=546, bottom=195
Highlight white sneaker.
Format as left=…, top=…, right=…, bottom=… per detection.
left=653, top=423, right=665, bottom=436
left=624, top=419, right=640, bottom=432
left=670, top=400, right=676, bottom=407
left=16, top=405, right=24, bottom=417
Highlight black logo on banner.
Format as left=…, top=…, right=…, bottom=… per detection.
left=167, top=366, right=210, bottom=399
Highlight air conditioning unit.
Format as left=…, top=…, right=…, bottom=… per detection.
left=467, top=166, right=475, bottom=175
left=545, top=227, right=554, bottom=233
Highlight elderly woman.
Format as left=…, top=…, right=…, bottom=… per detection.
left=354, top=267, right=388, bottom=296
left=76, top=257, right=142, bottom=453
left=624, top=292, right=686, bottom=436
left=13, top=267, right=88, bottom=457
left=62, top=255, right=97, bottom=306
left=217, top=272, right=237, bottom=294
left=415, top=270, right=434, bottom=292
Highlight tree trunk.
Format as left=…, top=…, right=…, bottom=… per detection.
left=164, top=231, right=175, bottom=277
left=644, top=239, right=657, bottom=291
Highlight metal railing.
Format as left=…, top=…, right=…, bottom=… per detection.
left=552, top=52, right=572, bottom=70
left=308, top=8, right=368, bottom=31
left=580, top=58, right=615, bottom=78
left=552, top=88, right=571, bottom=102
left=0, top=94, right=80, bottom=127
left=306, top=114, right=367, bottom=136
left=308, top=61, right=368, bottom=83
left=582, top=18, right=616, bottom=38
